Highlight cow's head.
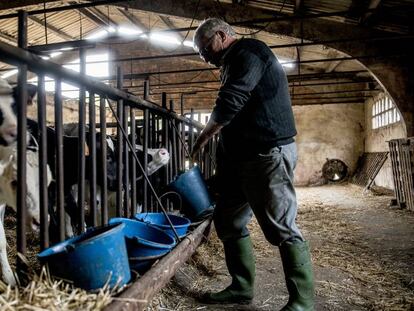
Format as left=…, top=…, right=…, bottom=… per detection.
left=0, top=79, right=17, bottom=146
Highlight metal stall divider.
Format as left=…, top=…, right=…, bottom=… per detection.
left=16, top=10, right=28, bottom=277
left=99, top=96, right=108, bottom=225
left=78, top=48, right=86, bottom=234
left=37, top=75, right=49, bottom=250
left=116, top=66, right=123, bottom=218
left=89, top=93, right=97, bottom=226
left=130, top=106, right=137, bottom=217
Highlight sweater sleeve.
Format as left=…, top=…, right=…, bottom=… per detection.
left=210, top=48, right=269, bottom=125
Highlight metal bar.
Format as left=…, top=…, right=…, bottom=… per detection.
left=16, top=10, right=28, bottom=264
left=103, top=219, right=212, bottom=311
left=189, top=108, right=195, bottom=168
left=37, top=75, right=49, bottom=250
left=90, top=34, right=414, bottom=64
left=161, top=93, right=169, bottom=209
left=116, top=66, right=124, bottom=217
left=181, top=120, right=186, bottom=170
left=54, top=79, right=65, bottom=242
left=130, top=108, right=137, bottom=216
left=123, top=104, right=130, bottom=217
left=98, top=69, right=368, bottom=82
left=143, top=80, right=150, bottom=212
left=77, top=48, right=86, bottom=233
left=89, top=93, right=97, bottom=227
left=143, top=109, right=149, bottom=213
left=99, top=96, right=108, bottom=225
left=170, top=100, right=178, bottom=181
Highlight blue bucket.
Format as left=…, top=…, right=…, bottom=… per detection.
left=168, top=166, right=214, bottom=220
left=109, top=218, right=176, bottom=258
left=134, top=213, right=191, bottom=239
left=37, top=223, right=131, bottom=291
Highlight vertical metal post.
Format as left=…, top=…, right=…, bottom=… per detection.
left=180, top=93, right=184, bottom=116
left=99, top=97, right=108, bottom=225
left=116, top=66, right=123, bottom=217
left=170, top=100, right=178, bottom=180
left=189, top=108, right=195, bottom=168
left=123, top=105, right=129, bottom=217
left=181, top=120, right=186, bottom=170
left=143, top=80, right=150, bottom=212
left=77, top=48, right=86, bottom=233
left=130, top=108, right=137, bottom=216
left=150, top=112, right=156, bottom=211
left=54, top=80, right=65, bottom=242
left=89, top=93, right=97, bottom=226
left=16, top=10, right=28, bottom=263
left=37, top=75, right=49, bottom=250
left=161, top=93, right=169, bottom=209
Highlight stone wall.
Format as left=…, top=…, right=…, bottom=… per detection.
left=364, top=94, right=407, bottom=189
left=294, top=103, right=365, bottom=186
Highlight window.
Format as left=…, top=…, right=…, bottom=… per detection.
left=372, top=95, right=401, bottom=129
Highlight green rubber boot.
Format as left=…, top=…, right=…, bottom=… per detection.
left=279, top=241, right=315, bottom=311
left=202, top=235, right=255, bottom=304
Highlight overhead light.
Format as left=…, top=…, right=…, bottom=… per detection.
left=183, top=40, right=194, bottom=48
left=1, top=69, right=18, bottom=79
left=86, top=29, right=109, bottom=40
left=150, top=32, right=181, bottom=46
left=278, top=57, right=295, bottom=69
left=118, top=26, right=143, bottom=36
left=107, top=26, right=117, bottom=33
left=49, top=51, right=63, bottom=58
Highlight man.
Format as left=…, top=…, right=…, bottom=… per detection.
left=190, top=18, right=314, bottom=310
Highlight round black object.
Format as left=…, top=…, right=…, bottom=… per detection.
left=322, top=159, right=348, bottom=182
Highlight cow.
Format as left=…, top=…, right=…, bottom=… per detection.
left=0, top=79, right=52, bottom=285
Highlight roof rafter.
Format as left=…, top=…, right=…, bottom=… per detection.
left=28, top=15, right=75, bottom=41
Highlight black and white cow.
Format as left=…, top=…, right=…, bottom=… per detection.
left=0, top=79, right=52, bottom=285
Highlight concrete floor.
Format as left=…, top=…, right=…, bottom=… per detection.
left=148, top=184, right=414, bottom=311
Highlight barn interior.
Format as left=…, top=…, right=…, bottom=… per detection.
left=0, top=1, right=413, bottom=310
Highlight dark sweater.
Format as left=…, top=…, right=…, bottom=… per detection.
left=211, top=38, right=297, bottom=160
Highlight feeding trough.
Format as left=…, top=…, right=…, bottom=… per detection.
left=134, top=212, right=191, bottom=239
left=37, top=223, right=131, bottom=291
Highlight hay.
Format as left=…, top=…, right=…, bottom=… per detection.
left=297, top=193, right=414, bottom=311
left=0, top=266, right=113, bottom=311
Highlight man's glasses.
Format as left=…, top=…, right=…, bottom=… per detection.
left=197, top=32, right=217, bottom=58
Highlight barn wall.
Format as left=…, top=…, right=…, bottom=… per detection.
left=294, top=103, right=365, bottom=186
left=364, top=96, right=407, bottom=190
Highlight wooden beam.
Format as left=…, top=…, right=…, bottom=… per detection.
left=28, top=15, right=75, bottom=41
left=116, top=7, right=149, bottom=31
left=0, top=31, right=17, bottom=45
left=104, top=219, right=212, bottom=311
left=77, top=7, right=109, bottom=27
left=159, top=15, right=185, bottom=41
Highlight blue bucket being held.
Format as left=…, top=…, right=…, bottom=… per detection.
left=134, top=212, right=191, bottom=239
left=168, top=166, right=214, bottom=220
left=37, top=223, right=131, bottom=291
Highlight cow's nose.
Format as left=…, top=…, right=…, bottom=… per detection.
left=2, top=126, right=17, bottom=143
left=6, top=126, right=17, bottom=138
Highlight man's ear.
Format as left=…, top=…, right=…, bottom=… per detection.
left=217, top=30, right=227, bottom=42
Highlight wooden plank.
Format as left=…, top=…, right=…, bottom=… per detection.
left=105, top=219, right=212, bottom=311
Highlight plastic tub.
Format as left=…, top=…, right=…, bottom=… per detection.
left=37, top=223, right=131, bottom=291
left=134, top=212, right=191, bottom=239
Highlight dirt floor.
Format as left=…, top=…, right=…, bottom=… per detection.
left=147, top=184, right=414, bottom=311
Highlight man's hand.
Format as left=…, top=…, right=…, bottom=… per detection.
left=190, top=119, right=223, bottom=162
